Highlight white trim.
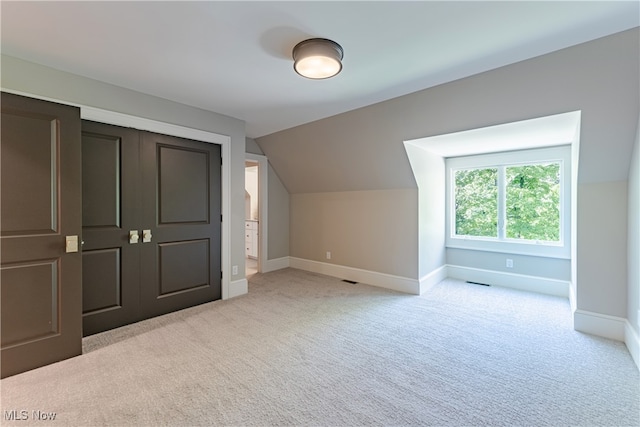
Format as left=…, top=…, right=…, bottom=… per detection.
left=263, top=256, right=290, bottom=273
left=289, top=257, right=420, bottom=295
left=82, top=107, right=229, bottom=145
left=228, top=279, right=248, bottom=299
left=569, top=282, right=577, bottom=313
left=624, top=321, right=640, bottom=371
left=446, top=265, right=570, bottom=297
left=573, top=309, right=626, bottom=341
left=419, top=265, right=448, bottom=294
left=245, top=153, right=268, bottom=274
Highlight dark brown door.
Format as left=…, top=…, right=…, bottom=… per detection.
left=1, top=92, right=82, bottom=378
left=140, top=131, right=221, bottom=318
left=81, top=123, right=222, bottom=335
left=81, top=121, right=141, bottom=336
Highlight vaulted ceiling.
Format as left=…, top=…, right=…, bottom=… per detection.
left=2, top=1, right=637, bottom=138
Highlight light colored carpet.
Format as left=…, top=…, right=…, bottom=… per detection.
left=1, top=268, right=638, bottom=426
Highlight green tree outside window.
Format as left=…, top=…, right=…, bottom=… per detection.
left=506, top=163, right=560, bottom=241
left=454, top=162, right=560, bottom=242
left=455, top=168, right=497, bottom=237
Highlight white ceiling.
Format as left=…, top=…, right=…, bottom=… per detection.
left=1, top=1, right=638, bottom=138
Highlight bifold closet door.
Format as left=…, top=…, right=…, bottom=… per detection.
left=1, top=92, right=82, bottom=378
left=139, top=132, right=221, bottom=318
left=81, top=121, right=141, bottom=336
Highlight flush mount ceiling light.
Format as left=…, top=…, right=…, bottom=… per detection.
left=292, top=38, right=344, bottom=79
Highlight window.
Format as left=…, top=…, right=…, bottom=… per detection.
left=446, top=146, right=570, bottom=258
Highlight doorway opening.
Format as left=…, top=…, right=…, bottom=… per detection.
left=244, top=153, right=269, bottom=278
left=245, top=160, right=259, bottom=276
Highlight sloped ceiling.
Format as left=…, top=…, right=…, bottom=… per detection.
left=1, top=1, right=637, bottom=138
left=257, top=29, right=639, bottom=192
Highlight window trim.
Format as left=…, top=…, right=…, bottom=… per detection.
left=445, top=145, right=571, bottom=259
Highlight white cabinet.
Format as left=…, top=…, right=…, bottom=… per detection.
left=245, top=220, right=258, bottom=259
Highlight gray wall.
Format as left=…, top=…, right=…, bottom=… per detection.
left=577, top=181, right=628, bottom=317
left=267, top=165, right=290, bottom=260
left=628, top=116, right=640, bottom=333
left=245, top=137, right=264, bottom=155
left=290, top=190, right=418, bottom=277
left=257, top=29, right=639, bottom=318
left=404, top=144, right=446, bottom=279
left=2, top=55, right=248, bottom=283
left=447, top=249, right=570, bottom=281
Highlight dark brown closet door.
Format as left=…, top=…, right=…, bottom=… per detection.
left=81, top=121, right=141, bottom=336
left=139, top=132, right=221, bottom=318
left=0, top=92, right=82, bottom=378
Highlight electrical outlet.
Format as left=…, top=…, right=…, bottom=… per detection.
left=232, top=265, right=238, bottom=275
left=506, top=259, right=513, bottom=268
left=326, top=251, right=331, bottom=260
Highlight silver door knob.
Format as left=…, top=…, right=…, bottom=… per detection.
left=129, top=230, right=140, bottom=244
left=142, top=229, right=152, bottom=243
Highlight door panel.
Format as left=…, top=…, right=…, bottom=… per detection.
left=158, top=146, right=209, bottom=224
left=1, top=110, right=58, bottom=235
left=82, top=248, right=121, bottom=313
left=1, top=92, right=82, bottom=378
left=140, top=132, right=221, bottom=318
left=1, top=260, right=59, bottom=346
left=158, top=239, right=210, bottom=296
left=81, top=121, right=140, bottom=336
left=82, top=132, right=121, bottom=228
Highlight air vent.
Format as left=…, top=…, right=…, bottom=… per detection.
left=466, top=281, right=490, bottom=287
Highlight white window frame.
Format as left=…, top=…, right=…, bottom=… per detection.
left=445, top=145, right=571, bottom=259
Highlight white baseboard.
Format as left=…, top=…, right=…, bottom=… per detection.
left=289, top=257, right=420, bottom=295
left=446, top=265, right=570, bottom=298
left=573, top=309, right=626, bottom=341
left=624, top=321, right=640, bottom=371
left=228, top=278, right=248, bottom=299
left=569, top=283, right=577, bottom=313
left=420, top=265, right=448, bottom=294
left=262, top=256, right=290, bottom=273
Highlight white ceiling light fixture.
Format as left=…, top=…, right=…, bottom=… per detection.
left=292, top=38, right=344, bottom=79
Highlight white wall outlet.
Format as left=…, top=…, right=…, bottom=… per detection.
left=506, top=259, right=513, bottom=268
left=232, top=265, right=238, bottom=275
left=326, top=251, right=331, bottom=260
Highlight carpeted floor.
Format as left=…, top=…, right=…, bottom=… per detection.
left=1, top=268, right=638, bottom=426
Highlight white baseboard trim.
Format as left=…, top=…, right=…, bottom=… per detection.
left=289, top=257, right=420, bottom=295
left=573, top=309, right=626, bottom=341
left=446, top=265, right=570, bottom=298
left=419, top=265, right=448, bottom=294
left=228, top=278, right=248, bottom=299
left=262, top=256, right=290, bottom=273
left=569, top=283, right=577, bottom=314
left=624, top=321, right=640, bottom=371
